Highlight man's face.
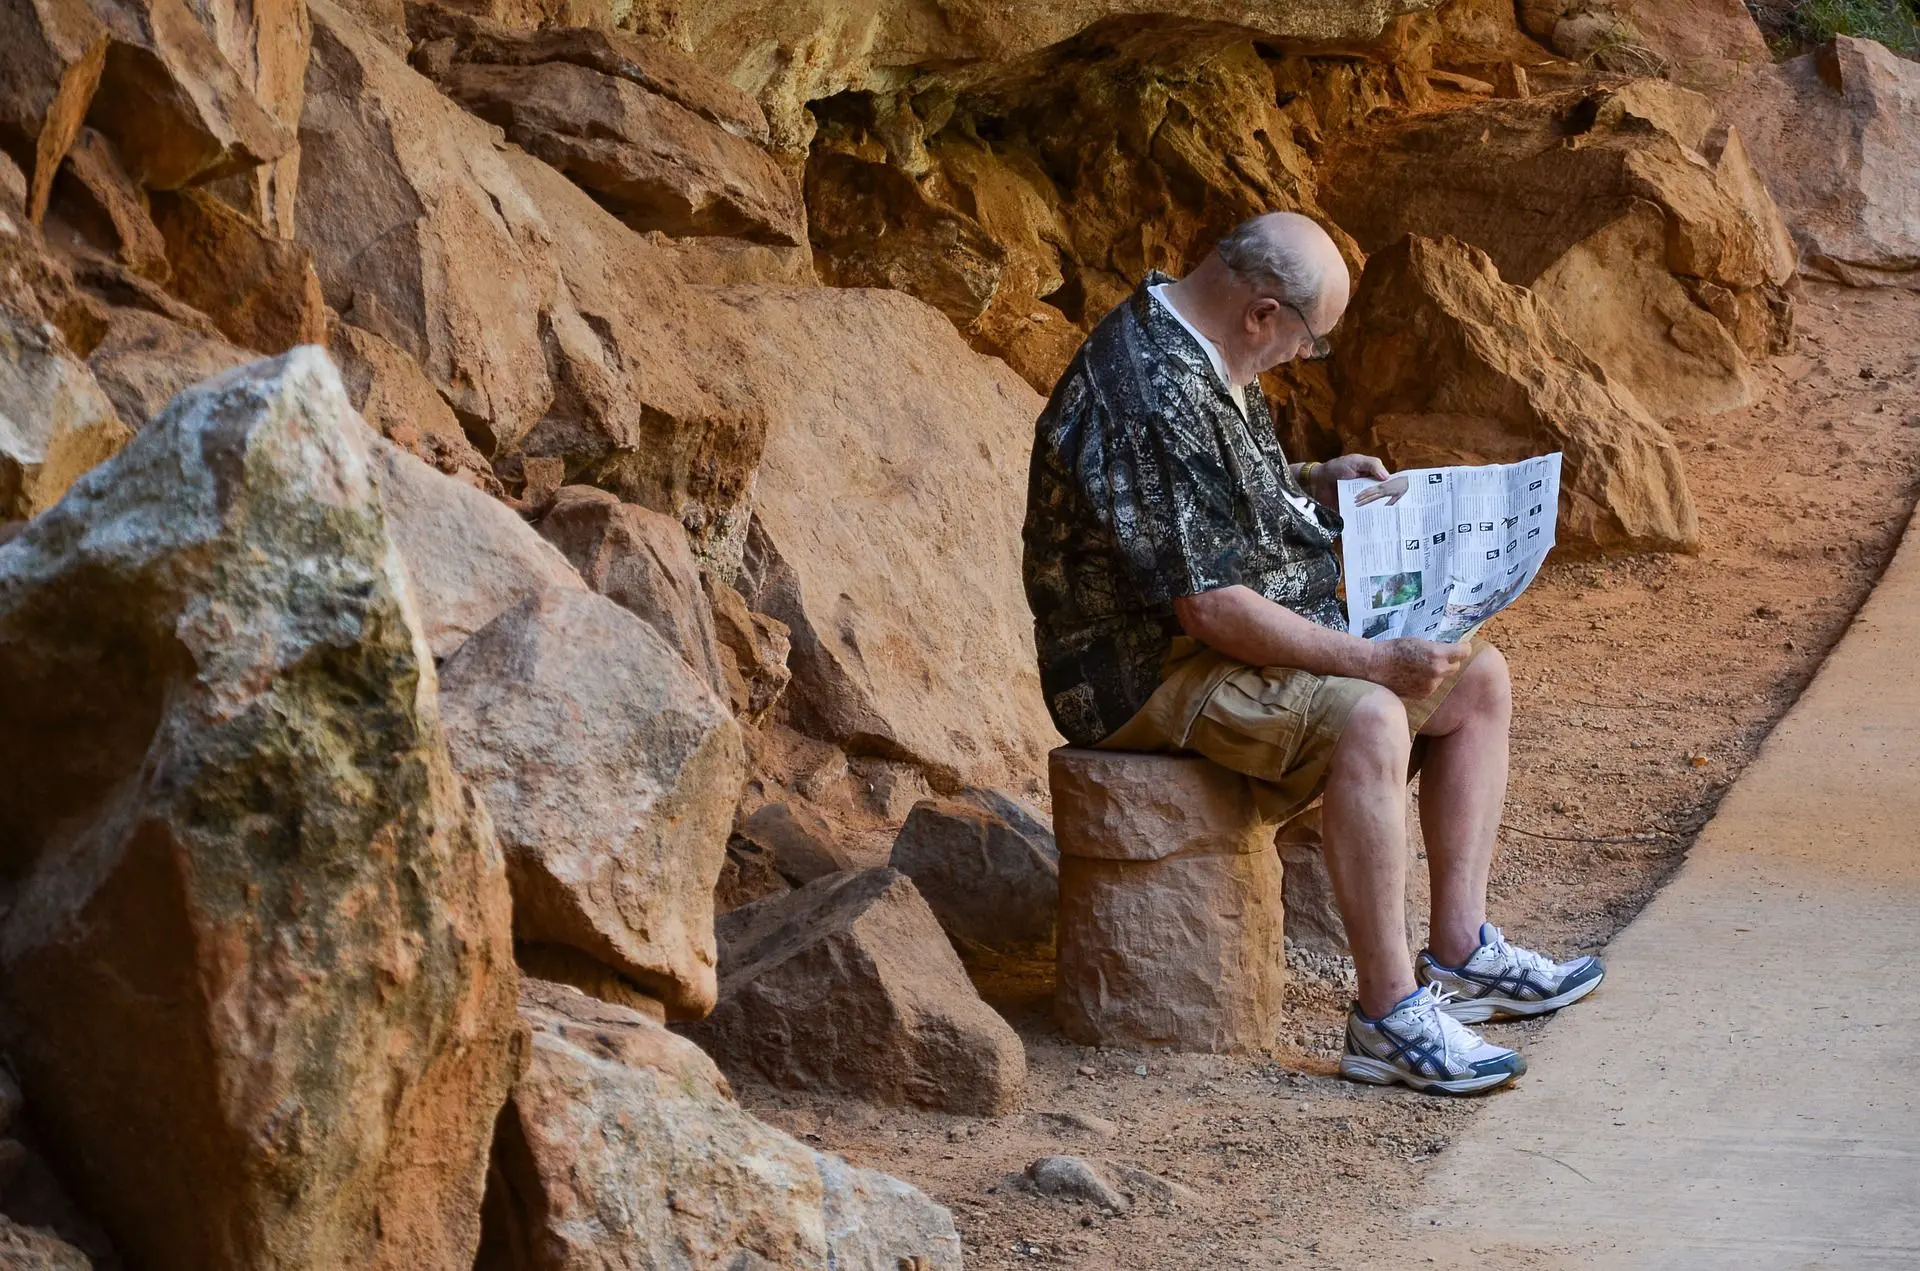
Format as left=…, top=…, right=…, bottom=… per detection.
left=1247, top=280, right=1349, bottom=372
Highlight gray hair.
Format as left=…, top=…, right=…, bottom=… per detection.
left=1214, top=213, right=1328, bottom=303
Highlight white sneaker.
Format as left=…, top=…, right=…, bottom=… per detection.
left=1418, top=923, right=1606, bottom=1024
left=1338, top=984, right=1527, bottom=1095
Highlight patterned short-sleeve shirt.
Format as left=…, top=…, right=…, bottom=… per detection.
left=1022, top=273, right=1347, bottom=747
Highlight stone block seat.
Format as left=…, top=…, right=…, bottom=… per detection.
left=1049, top=747, right=1288, bottom=1053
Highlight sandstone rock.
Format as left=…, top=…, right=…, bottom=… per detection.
left=1027, top=1156, right=1129, bottom=1213
left=513, top=942, right=666, bottom=1021
left=195, top=0, right=313, bottom=236
left=0, top=309, right=130, bottom=520
left=1518, top=0, right=1765, bottom=90
left=300, top=0, right=766, bottom=562
left=889, top=791, right=1060, bottom=960
left=1332, top=234, right=1699, bottom=552
left=690, top=867, right=1028, bottom=1113
left=707, top=574, right=791, bottom=725
left=83, top=304, right=250, bottom=428
left=298, top=0, right=555, bottom=454
left=1723, top=35, right=1920, bottom=290
left=328, top=323, right=497, bottom=492
left=0, top=1217, right=91, bottom=1271
left=805, top=31, right=1345, bottom=393
left=0, top=348, right=520, bottom=1270
left=1276, top=805, right=1347, bottom=956
left=715, top=835, right=791, bottom=915
left=535, top=483, right=725, bottom=690
left=439, top=588, right=744, bottom=1017
left=737, top=800, right=854, bottom=887
left=435, top=60, right=803, bottom=244
left=47, top=128, right=166, bottom=280
left=402, top=2, right=770, bottom=143
left=627, top=0, right=1451, bottom=152
left=85, top=0, right=293, bottom=190
left=495, top=150, right=767, bottom=563
left=1050, top=748, right=1287, bottom=1053
left=1320, top=80, right=1796, bottom=420
left=480, top=980, right=964, bottom=1271
left=149, top=188, right=327, bottom=351
left=733, top=286, right=1058, bottom=794
left=367, top=437, right=585, bottom=658
left=0, top=0, right=108, bottom=225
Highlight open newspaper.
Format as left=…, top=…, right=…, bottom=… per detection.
left=1336, top=453, right=1562, bottom=644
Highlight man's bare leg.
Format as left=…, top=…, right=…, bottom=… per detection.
left=1413, top=647, right=1512, bottom=967
left=1321, top=688, right=1418, bottom=1018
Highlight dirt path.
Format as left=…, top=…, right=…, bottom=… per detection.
left=737, top=281, right=1920, bottom=1270
left=1403, top=481, right=1920, bottom=1270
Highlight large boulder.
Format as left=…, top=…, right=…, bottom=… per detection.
left=83, top=305, right=251, bottom=430
left=401, top=2, right=772, bottom=143
left=438, top=588, right=744, bottom=1018
left=432, top=58, right=803, bottom=243
left=148, top=188, right=328, bottom=352
left=1320, top=80, right=1796, bottom=420
left=0, top=349, right=520, bottom=1271
left=688, top=867, right=1028, bottom=1113
left=84, top=0, right=294, bottom=191
left=0, top=310, right=130, bottom=520
left=889, top=791, right=1060, bottom=960
left=1332, top=234, right=1698, bottom=552
left=297, top=0, right=766, bottom=563
left=534, top=484, right=724, bottom=691
left=706, top=573, right=791, bottom=725
left=1049, top=748, right=1288, bottom=1053
left=733, top=285, right=1059, bottom=795
left=45, top=127, right=168, bottom=281
left=480, top=980, right=963, bottom=1271
left=735, top=800, right=854, bottom=888
left=1722, top=35, right=1920, bottom=290
left=0, top=0, right=109, bottom=224
left=368, top=438, right=585, bottom=658
left=329, top=323, right=498, bottom=492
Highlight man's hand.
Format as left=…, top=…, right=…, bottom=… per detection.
left=1365, top=637, right=1472, bottom=699
left=1307, top=454, right=1391, bottom=507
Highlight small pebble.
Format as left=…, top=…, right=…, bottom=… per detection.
left=1134, top=1064, right=1149, bottom=1077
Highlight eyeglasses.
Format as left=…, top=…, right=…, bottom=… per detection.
left=1281, top=300, right=1333, bottom=361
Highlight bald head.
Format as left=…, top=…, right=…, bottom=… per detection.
left=1214, top=211, right=1350, bottom=333
left=1163, top=211, right=1352, bottom=384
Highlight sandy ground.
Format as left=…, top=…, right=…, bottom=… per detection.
left=737, top=281, right=1920, bottom=1270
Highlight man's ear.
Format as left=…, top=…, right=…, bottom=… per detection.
left=1246, top=297, right=1282, bottom=333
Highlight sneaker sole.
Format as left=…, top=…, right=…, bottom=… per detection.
left=1337, top=1054, right=1522, bottom=1096
left=1435, top=969, right=1605, bottom=1024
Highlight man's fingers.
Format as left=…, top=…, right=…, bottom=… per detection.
left=1357, top=456, right=1391, bottom=481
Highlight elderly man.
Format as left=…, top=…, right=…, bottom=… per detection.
left=1022, top=212, right=1603, bottom=1095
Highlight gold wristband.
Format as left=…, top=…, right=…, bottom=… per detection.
left=1299, top=461, right=1320, bottom=488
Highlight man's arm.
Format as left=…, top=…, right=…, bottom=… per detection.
left=1173, top=585, right=1470, bottom=698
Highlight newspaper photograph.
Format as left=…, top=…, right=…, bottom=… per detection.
left=1336, top=453, right=1563, bottom=644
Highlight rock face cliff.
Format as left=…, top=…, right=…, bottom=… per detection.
left=0, top=0, right=1903, bottom=1262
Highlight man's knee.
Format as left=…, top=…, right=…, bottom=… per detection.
left=1459, top=645, right=1513, bottom=725
left=1332, top=687, right=1412, bottom=783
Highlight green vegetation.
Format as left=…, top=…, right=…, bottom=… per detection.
left=1775, top=0, right=1920, bottom=55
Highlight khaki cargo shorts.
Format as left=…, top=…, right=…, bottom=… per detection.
left=1095, top=635, right=1485, bottom=823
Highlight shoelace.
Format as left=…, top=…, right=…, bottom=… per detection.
left=1402, top=985, right=1489, bottom=1064
left=1481, top=927, right=1560, bottom=978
